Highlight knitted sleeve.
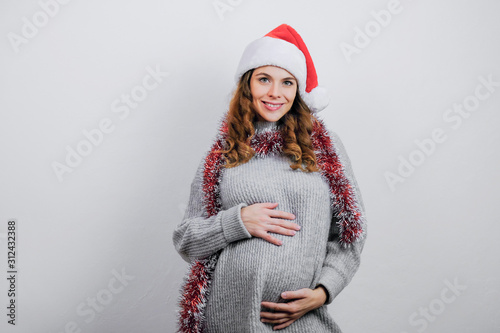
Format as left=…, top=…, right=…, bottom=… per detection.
left=316, top=132, right=367, bottom=305
left=172, top=154, right=252, bottom=263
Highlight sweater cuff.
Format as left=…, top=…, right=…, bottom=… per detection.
left=221, top=203, right=251, bottom=243
left=316, top=267, right=346, bottom=305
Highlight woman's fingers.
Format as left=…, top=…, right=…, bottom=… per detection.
left=273, top=319, right=296, bottom=330
left=260, top=311, right=290, bottom=320
left=260, top=289, right=324, bottom=330
left=261, top=301, right=294, bottom=313
left=261, top=317, right=289, bottom=325
left=267, top=207, right=296, bottom=221
left=267, top=225, right=297, bottom=237
left=260, top=202, right=280, bottom=209
left=257, top=231, right=283, bottom=246
left=260, top=215, right=301, bottom=244
left=261, top=306, right=298, bottom=330
left=254, top=202, right=295, bottom=220
left=241, top=202, right=301, bottom=245
left=270, top=219, right=301, bottom=232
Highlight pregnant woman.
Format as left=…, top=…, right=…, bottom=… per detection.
left=173, top=24, right=367, bottom=332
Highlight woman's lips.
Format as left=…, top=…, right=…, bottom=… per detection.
left=261, top=101, right=283, bottom=111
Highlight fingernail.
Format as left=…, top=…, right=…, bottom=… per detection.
left=291, top=230, right=296, bottom=235
left=296, top=225, right=301, bottom=230
left=282, top=292, right=287, bottom=298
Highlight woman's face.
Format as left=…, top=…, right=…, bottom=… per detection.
left=250, top=65, right=297, bottom=122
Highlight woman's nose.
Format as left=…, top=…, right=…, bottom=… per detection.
left=267, top=83, right=281, bottom=98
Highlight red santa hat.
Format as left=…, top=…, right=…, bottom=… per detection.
left=235, top=24, right=329, bottom=112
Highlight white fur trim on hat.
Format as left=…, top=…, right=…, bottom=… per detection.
left=304, top=86, right=330, bottom=112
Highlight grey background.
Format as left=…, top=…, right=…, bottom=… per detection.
left=1, top=0, right=499, bottom=332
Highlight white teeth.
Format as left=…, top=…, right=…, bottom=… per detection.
left=264, top=102, right=281, bottom=107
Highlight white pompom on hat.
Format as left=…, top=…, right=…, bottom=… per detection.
left=235, top=24, right=329, bottom=112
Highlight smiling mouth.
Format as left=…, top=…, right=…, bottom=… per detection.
left=262, top=101, right=284, bottom=111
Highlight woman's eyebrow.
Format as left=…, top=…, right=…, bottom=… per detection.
left=255, top=72, right=296, bottom=81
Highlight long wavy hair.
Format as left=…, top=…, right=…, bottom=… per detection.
left=220, top=68, right=319, bottom=172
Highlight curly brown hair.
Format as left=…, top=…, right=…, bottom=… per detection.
left=220, top=68, right=319, bottom=172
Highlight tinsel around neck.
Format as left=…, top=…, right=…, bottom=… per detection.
left=208, top=114, right=365, bottom=244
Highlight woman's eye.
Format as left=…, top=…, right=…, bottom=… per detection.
left=284, top=80, right=294, bottom=86
left=259, top=77, right=269, bottom=83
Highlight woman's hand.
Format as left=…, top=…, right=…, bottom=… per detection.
left=260, top=286, right=328, bottom=330
left=241, top=202, right=300, bottom=246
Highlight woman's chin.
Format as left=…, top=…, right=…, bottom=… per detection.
left=256, top=112, right=285, bottom=122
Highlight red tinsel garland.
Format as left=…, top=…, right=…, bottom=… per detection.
left=177, top=116, right=364, bottom=333
left=311, top=120, right=364, bottom=244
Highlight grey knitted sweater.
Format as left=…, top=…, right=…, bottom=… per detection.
left=173, top=121, right=366, bottom=332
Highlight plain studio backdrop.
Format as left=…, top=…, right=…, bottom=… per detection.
left=1, top=0, right=499, bottom=332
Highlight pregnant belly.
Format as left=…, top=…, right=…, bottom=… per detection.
left=217, top=233, right=320, bottom=303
